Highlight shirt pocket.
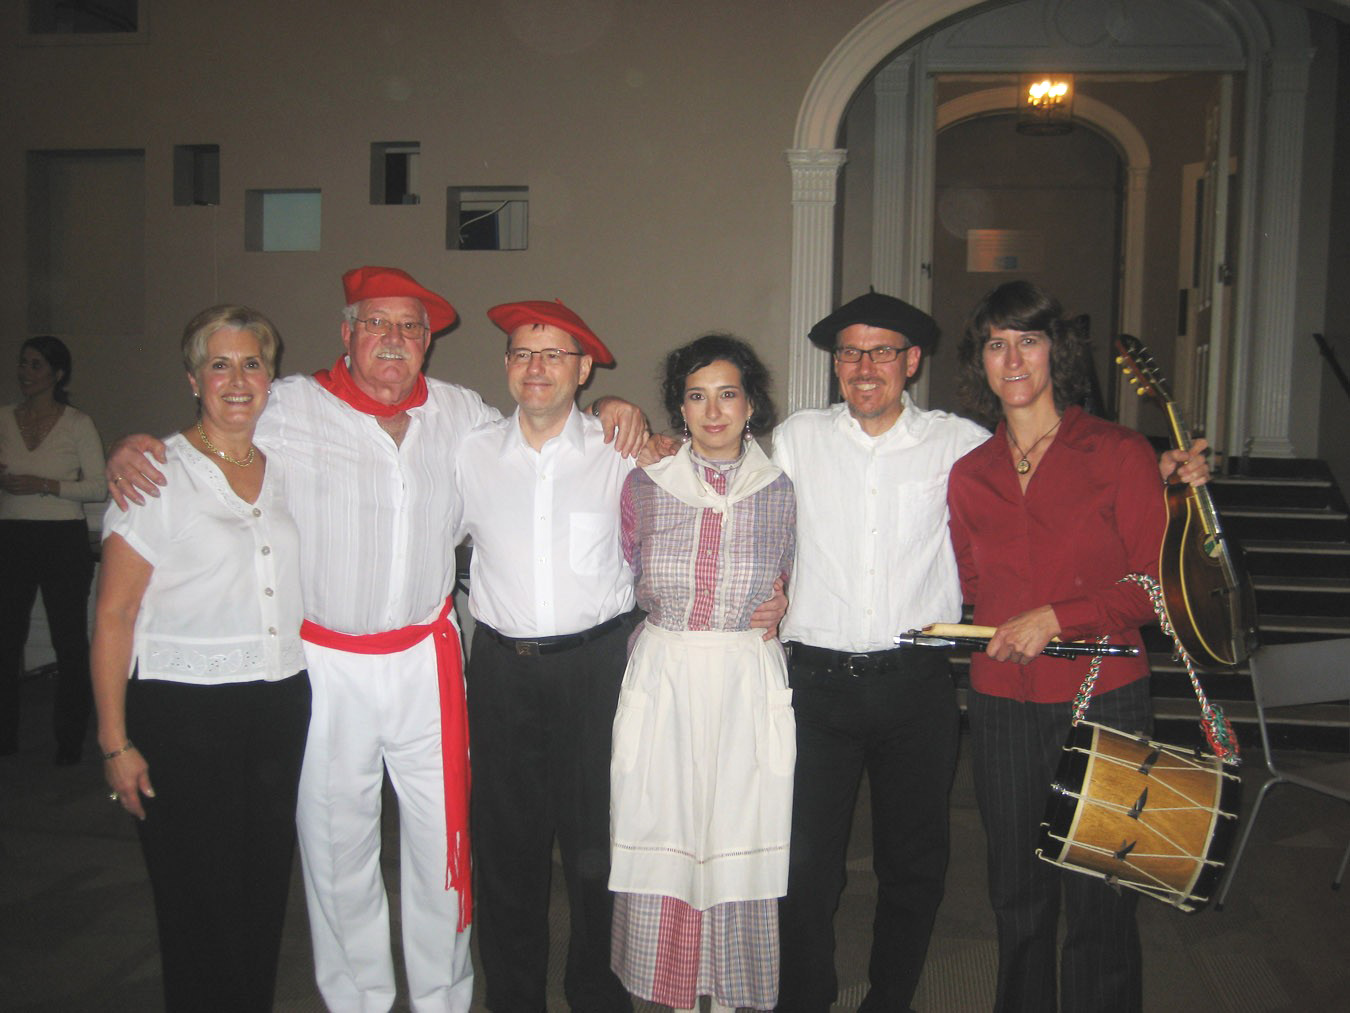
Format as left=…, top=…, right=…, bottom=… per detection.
left=569, top=511, right=618, bottom=577
left=894, top=475, right=950, bottom=549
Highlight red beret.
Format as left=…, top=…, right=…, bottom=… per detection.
left=342, top=266, right=458, bottom=333
left=487, top=299, right=614, bottom=366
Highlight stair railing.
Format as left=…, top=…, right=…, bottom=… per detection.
left=1313, top=333, right=1350, bottom=403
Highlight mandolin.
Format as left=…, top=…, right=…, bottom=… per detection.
left=1115, top=335, right=1259, bottom=669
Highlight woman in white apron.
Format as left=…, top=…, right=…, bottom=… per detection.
left=610, top=334, right=796, bottom=1011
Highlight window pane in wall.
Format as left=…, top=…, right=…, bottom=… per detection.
left=245, top=189, right=322, bottom=251
left=27, top=149, right=146, bottom=335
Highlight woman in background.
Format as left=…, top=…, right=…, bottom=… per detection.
left=610, top=334, right=796, bottom=1012
left=0, top=335, right=106, bottom=762
left=92, top=305, right=310, bottom=1012
left=947, top=281, right=1166, bottom=1013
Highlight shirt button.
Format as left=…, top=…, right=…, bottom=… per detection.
left=268, top=627, right=277, bottom=636
left=252, top=508, right=262, bottom=518
left=264, top=588, right=274, bottom=597
left=261, top=546, right=271, bottom=555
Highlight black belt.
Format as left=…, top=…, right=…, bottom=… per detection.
left=788, top=641, right=929, bottom=676
left=478, top=613, right=629, bottom=657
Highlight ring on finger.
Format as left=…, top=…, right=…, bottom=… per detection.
left=108, top=791, right=119, bottom=802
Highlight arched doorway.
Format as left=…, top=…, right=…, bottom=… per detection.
left=786, top=0, right=1317, bottom=460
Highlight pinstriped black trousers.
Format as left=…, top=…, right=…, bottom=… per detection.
left=968, top=679, right=1150, bottom=1013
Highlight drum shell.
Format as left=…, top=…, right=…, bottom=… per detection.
left=1038, top=721, right=1242, bottom=911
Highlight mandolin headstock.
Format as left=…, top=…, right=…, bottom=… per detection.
left=1114, top=334, right=1175, bottom=411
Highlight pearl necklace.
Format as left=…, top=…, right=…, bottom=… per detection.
left=196, top=420, right=256, bottom=467
left=1007, top=417, right=1062, bottom=475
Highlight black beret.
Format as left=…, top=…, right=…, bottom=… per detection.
left=807, top=291, right=939, bottom=351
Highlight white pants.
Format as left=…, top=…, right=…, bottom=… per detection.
left=297, top=635, right=473, bottom=1012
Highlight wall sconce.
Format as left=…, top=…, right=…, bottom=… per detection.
left=1017, top=74, right=1075, bottom=135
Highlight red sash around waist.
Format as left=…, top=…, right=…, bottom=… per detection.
left=301, top=597, right=471, bottom=929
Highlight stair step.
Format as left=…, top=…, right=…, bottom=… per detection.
left=1221, top=506, right=1349, bottom=521
left=1213, top=475, right=1332, bottom=488
left=1253, top=575, right=1350, bottom=593
left=1242, top=539, right=1350, bottom=554
left=1255, top=614, right=1350, bottom=636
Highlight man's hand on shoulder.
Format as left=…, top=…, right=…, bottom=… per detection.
left=106, top=434, right=169, bottom=510
left=591, top=397, right=651, bottom=459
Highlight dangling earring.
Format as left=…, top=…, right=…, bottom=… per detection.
left=682, top=421, right=690, bottom=441
left=743, top=419, right=752, bottom=441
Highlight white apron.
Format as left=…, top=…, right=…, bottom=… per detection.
left=610, top=623, right=795, bottom=909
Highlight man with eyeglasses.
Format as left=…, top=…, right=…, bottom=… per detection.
left=450, top=299, right=638, bottom=1012
left=771, top=292, right=1210, bottom=1012
left=771, top=291, right=989, bottom=1013
left=104, top=269, right=649, bottom=1013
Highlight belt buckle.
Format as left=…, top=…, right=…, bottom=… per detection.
left=843, top=653, right=871, bottom=677
left=515, top=641, right=541, bottom=657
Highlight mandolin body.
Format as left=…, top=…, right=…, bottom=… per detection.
left=1157, top=477, right=1259, bottom=669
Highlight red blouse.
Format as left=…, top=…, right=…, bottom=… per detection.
left=946, top=405, right=1167, bottom=703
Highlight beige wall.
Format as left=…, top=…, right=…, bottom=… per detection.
left=0, top=0, right=879, bottom=442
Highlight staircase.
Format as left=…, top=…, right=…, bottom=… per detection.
left=1150, top=457, right=1350, bottom=752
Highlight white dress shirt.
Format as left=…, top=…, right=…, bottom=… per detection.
left=453, top=405, right=635, bottom=638
left=773, top=396, right=988, bottom=653
left=0, top=404, right=106, bottom=521
left=256, top=373, right=499, bottom=635
left=102, top=434, right=305, bottom=684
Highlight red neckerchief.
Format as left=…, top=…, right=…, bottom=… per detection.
left=313, top=355, right=428, bottom=418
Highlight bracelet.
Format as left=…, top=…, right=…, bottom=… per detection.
left=102, top=741, right=136, bottom=760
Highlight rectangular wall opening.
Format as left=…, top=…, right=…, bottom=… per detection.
left=27, top=148, right=145, bottom=335
left=371, top=142, right=420, bottom=205
left=448, top=186, right=529, bottom=250
left=245, top=189, right=322, bottom=251
left=173, top=144, right=220, bottom=206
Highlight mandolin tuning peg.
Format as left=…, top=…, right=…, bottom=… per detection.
left=1136, top=387, right=1147, bottom=397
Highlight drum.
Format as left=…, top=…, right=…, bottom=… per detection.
left=1037, top=721, right=1242, bottom=911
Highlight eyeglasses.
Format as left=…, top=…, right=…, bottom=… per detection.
left=354, top=317, right=428, bottom=337
left=507, top=348, right=585, bottom=366
left=832, top=344, right=911, bottom=364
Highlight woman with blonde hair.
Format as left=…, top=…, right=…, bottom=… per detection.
left=93, top=305, right=309, bottom=1012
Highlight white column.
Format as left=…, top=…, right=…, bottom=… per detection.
left=786, top=148, right=848, bottom=412
left=871, top=59, right=912, bottom=299
left=1244, top=49, right=1312, bottom=458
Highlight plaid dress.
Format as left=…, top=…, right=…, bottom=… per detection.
left=610, top=443, right=796, bottom=1009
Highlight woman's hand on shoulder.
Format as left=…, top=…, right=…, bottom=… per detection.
left=985, top=605, right=1061, bottom=665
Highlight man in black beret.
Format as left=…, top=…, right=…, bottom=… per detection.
left=773, top=291, right=988, bottom=1012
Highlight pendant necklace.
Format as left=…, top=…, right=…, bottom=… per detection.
left=196, top=420, right=256, bottom=467
left=1008, top=417, right=1062, bottom=475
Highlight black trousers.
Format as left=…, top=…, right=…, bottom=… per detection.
left=466, top=616, right=637, bottom=1013
left=128, top=671, right=311, bottom=1013
left=777, top=647, right=958, bottom=1013
left=967, top=679, right=1150, bottom=1013
left=0, top=519, right=95, bottom=757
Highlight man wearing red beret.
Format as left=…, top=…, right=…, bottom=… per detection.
left=454, top=299, right=635, bottom=1012
left=106, top=269, right=648, bottom=1012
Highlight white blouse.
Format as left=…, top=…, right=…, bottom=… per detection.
left=0, top=403, right=107, bottom=522
left=102, top=434, right=305, bottom=684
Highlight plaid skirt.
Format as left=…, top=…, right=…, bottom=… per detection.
left=611, top=892, right=779, bottom=1009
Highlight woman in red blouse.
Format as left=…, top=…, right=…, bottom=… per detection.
left=947, top=281, right=1166, bottom=1013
